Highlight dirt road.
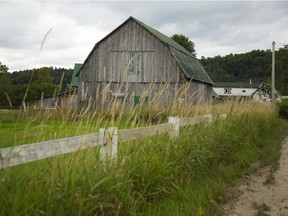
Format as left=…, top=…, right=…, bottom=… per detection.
left=223, top=137, right=288, bottom=216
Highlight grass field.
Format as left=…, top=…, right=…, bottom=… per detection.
left=0, top=108, right=152, bottom=148
left=0, top=100, right=287, bottom=215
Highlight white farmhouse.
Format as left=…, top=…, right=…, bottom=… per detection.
left=212, top=82, right=265, bottom=101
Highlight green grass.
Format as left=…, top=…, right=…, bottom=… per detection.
left=1, top=102, right=288, bottom=215
left=0, top=108, right=153, bottom=148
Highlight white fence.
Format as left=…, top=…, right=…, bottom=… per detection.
left=0, top=114, right=226, bottom=169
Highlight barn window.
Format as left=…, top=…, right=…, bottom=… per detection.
left=128, top=52, right=141, bottom=75
left=134, top=96, right=148, bottom=107
left=224, top=87, right=231, bottom=94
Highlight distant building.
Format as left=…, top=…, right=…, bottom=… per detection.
left=71, top=63, right=82, bottom=89
left=212, top=82, right=265, bottom=101
left=76, top=16, right=213, bottom=110
left=58, top=63, right=82, bottom=108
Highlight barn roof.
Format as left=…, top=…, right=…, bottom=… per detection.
left=130, top=17, right=213, bottom=85
left=77, top=16, right=213, bottom=85
left=131, top=17, right=193, bottom=57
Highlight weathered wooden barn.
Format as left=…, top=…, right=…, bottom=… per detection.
left=77, top=16, right=213, bottom=110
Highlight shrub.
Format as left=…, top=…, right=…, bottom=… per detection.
left=277, top=98, right=288, bottom=119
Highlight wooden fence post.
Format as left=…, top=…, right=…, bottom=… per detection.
left=99, top=128, right=106, bottom=162
left=100, top=127, right=118, bottom=162
left=219, top=114, right=227, bottom=120
left=204, top=114, right=213, bottom=123
left=109, top=127, right=118, bottom=161
left=168, top=116, right=180, bottom=139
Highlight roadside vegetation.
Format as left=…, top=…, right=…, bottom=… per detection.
left=278, top=98, right=288, bottom=119
left=0, top=100, right=287, bottom=215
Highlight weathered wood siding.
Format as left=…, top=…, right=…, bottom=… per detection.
left=78, top=19, right=211, bottom=110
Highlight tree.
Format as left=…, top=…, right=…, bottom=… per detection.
left=0, top=62, right=11, bottom=85
left=171, top=34, right=196, bottom=57
left=0, top=62, right=9, bottom=73
left=0, top=62, right=12, bottom=108
left=37, top=67, right=53, bottom=84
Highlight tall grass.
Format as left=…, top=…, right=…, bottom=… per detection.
left=1, top=81, right=197, bottom=148
left=1, top=99, right=287, bottom=215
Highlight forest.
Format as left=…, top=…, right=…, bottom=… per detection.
left=200, top=48, right=288, bottom=94
left=0, top=66, right=73, bottom=108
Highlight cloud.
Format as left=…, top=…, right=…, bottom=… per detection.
left=0, top=1, right=288, bottom=71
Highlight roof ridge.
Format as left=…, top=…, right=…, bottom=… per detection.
left=130, top=16, right=196, bottom=59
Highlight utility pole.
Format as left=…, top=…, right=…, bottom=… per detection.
left=272, top=41, right=275, bottom=103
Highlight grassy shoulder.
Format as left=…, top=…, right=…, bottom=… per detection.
left=0, top=101, right=288, bottom=215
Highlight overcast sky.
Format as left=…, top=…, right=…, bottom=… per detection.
left=1, top=1, right=288, bottom=72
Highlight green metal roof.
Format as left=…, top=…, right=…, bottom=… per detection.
left=71, top=63, right=82, bottom=87
left=131, top=17, right=193, bottom=57
left=131, top=17, right=213, bottom=85
left=170, top=47, right=214, bottom=85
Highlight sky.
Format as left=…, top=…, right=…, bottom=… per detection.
left=1, top=1, right=288, bottom=72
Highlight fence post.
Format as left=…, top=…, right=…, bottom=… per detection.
left=168, top=116, right=180, bottom=139
left=100, top=127, right=118, bottom=162
left=108, top=127, right=118, bottom=161
left=204, top=114, right=213, bottom=123
left=99, top=128, right=106, bottom=162
left=219, top=114, right=227, bottom=120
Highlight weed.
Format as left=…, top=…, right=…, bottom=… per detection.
left=252, top=201, right=271, bottom=216
left=264, top=172, right=275, bottom=185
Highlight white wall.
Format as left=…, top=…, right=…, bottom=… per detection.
left=213, top=87, right=257, bottom=97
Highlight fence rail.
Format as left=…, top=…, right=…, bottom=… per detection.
left=0, top=132, right=105, bottom=168
left=0, top=114, right=226, bottom=169
left=118, top=123, right=174, bottom=142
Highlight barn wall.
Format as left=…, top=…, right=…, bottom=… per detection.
left=89, top=19, right=181, bottom=83
left=78, top=81, right=211, bottom=111
left=78, top=19, right=211, bottom=110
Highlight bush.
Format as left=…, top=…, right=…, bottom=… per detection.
left=277, top=98, right=288, bottom=119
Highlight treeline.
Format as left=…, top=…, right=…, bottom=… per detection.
left=201, top=48, right=288, bottom=95
left=1, top=47, right=288, bottom=108
left=0, top=66, right=73, bottom=108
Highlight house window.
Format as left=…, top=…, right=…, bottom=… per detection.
left=224, top=87, right=231, bottom=94
left=128, top=52, right=141, bottom=75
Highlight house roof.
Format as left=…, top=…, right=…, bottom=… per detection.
left=213, top=82, right=262, bottom=89
left=77, top=16, right=213, bottom=85
left=211, top=88, right=219, bottom=97
left=71, top=63, right=82, bottom=87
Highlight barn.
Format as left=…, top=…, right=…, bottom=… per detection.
left=77, top=16, right=213, bottom=110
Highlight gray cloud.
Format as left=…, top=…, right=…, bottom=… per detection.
left=1, top=1, right=288, bottom=71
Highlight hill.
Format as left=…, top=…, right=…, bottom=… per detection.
left=201, top=48, right=288, bottom=95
